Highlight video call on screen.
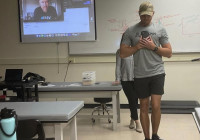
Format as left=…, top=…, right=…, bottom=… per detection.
left=19, top=0, right=96, bottom=43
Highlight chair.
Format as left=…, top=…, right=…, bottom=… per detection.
left=17, top=119, right=55, bottom=140
left=91, top=98, right=112, bottom=123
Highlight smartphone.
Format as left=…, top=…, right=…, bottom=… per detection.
left=141, top=31, right=149, bottom=39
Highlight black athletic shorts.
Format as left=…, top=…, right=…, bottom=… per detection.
left=134, top=73, right=165, bottom=99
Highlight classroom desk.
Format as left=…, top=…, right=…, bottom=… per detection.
left=0, top=101, right=84, bottom=140
left=38, top=82, right=122, bottom=130
left=192, top=107, right=200, bottom=133
left=0, top=81, right=38, bottom=101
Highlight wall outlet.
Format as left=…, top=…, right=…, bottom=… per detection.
left=68, top=57, right=75, bottom=63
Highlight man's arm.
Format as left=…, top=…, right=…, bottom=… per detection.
left=120, top=41, right=143, bottom=58
left=155, top=43, right=172, bottom=58
left=119, top=30, right=139, bottom=58
left=140, top=36, right=172, bottom=58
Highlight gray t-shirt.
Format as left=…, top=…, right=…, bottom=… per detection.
left=121, top=22, right=169, bottom=78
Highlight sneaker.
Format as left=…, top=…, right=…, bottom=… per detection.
left=129, top=119, right=135, bottom=129
left=152, top=134, right=163, bottom=140
left=135, top=122, right=142, bottom=133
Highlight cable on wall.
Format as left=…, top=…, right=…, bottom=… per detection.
left=56, top=42, right=60, bottom=74
left=64, top=42, right=71, bottom=82
left=64, top=60, right=71, bottom=82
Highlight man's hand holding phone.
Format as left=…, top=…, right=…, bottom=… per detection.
left=140, top=31, right=156, bottom=50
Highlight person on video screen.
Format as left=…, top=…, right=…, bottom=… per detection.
left=34, top=0, right=57, bottom=21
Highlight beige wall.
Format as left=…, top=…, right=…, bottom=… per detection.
left=0, top=0, right=200, bottom=103
left=0, top=62, right=200, bottom=103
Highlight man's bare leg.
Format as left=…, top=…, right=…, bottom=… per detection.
left=151, top=94, right=162, bottom=135
left=140, top=97, right=150, bottom=139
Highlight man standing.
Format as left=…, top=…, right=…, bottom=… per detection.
left=34, top=0, right=57, bottom=21
left=120, top=1, right=172, bottom=140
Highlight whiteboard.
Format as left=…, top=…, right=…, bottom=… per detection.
left=69, top=0, right=200, bottom=55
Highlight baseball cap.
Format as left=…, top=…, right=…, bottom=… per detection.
left=139, top=1, right=154, bottom=16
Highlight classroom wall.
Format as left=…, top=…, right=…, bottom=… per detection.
left=0, top=0, right=200, bottom=103
left=0, top=62, right=200, bottom=103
